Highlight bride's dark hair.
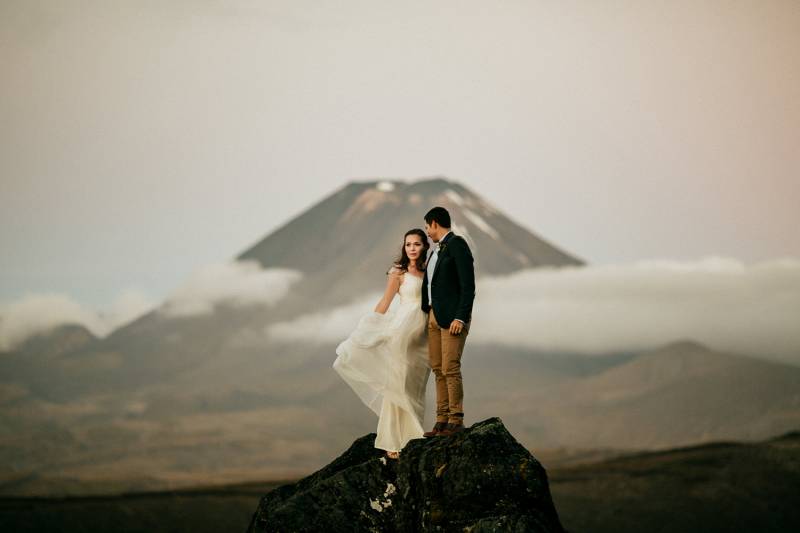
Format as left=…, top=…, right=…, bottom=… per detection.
left=388, top=228, right=429, bottom=274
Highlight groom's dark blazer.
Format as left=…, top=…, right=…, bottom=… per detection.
left=421, top=231, right=476, bottom=328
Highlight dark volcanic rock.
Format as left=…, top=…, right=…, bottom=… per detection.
left=246, top=417, right=565, bottom=532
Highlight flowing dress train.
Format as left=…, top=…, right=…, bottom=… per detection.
left=333, top=273, right=430, bottom=452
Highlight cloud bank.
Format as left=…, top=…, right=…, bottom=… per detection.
left=267, top=256, right=800, bottom=364
left=267, top=292, right=384, bottom=344
left=0, top=288, right=155, bottom=351
left=4, top=257, right=797, bottom=364
left=158, top=260, right=302, bottom=318
left=0, top=260, right=302, bottom=350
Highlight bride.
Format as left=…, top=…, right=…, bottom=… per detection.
left=333, top=228, right=431, bottom=460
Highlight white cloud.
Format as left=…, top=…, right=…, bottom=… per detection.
left=264, top=256, right=800, bottom=364
left=268, top=292, right=383, bottom=344
left=470, top=256, right=800, bottom=363
left=0, top=260, right=304, bottom=350
left=102, top=288, right=157, bottom=329
left=158, top=260, right=302, bottom=318
left=0, top=288, right=155, bottom=351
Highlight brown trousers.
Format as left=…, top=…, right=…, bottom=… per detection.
left=427, top=310, right=470, bottom=424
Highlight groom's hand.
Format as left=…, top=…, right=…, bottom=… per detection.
left=449, top=320, right=464, bottom=335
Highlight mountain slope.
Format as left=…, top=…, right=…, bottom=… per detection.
left=495, top=340, right=800, bottom=449
left=235, top=177, right=584, bottom=308
left=12, top=177, right=583, bottom=401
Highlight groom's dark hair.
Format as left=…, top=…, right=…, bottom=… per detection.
left=424, top=206, right=451, bottom=228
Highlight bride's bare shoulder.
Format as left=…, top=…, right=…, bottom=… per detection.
left=387, top=264, right=407, bottom=283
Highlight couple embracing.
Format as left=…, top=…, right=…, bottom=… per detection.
left=333, top=206, right=475, bottom=460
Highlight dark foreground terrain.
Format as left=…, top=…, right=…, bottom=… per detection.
left=550, top=430, right=800, bottom=533
left=2, top=430, right=798, bottom=533
left=0, top=480, right=284, bottom=533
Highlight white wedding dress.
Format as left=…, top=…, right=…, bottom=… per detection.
left=333, top=272, right=430, bottom=452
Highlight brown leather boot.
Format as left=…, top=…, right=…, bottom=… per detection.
left=423, top=421, right=448, bottom=438
left=439, top=421, right=465, bottom=436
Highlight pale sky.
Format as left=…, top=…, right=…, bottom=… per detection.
left=2, top=0, right=799, bottom=316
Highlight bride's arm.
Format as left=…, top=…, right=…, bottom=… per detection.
left=374, top=268, right=402, bottom=314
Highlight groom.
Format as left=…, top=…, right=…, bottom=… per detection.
left=421, top=206, right=475, bottom=437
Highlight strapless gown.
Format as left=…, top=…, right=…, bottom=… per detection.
left=333, top=273, right=430, bottom=452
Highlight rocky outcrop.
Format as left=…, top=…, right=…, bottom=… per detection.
left=246, top=417, right=565, bottom=532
